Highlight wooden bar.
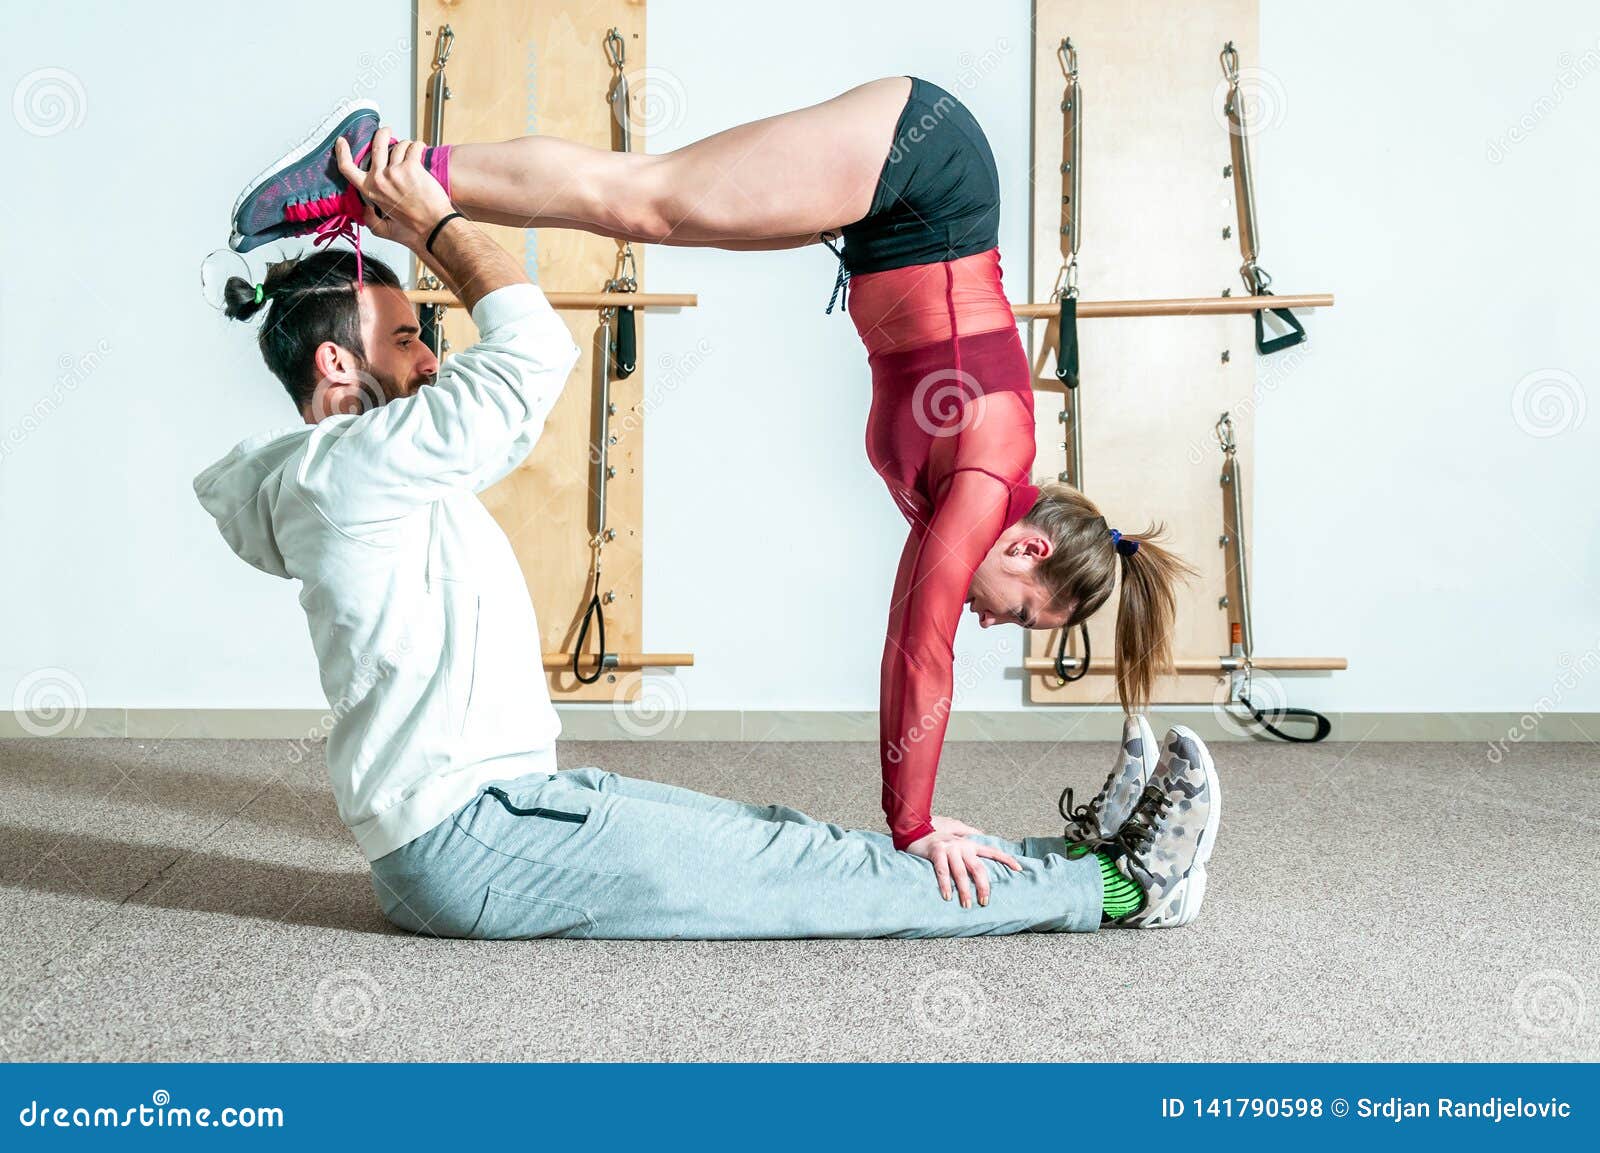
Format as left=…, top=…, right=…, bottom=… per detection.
left=1013, top=292, right=1332, bottom=320
left=409, top=290, right=1321, bottom=317
left=544, top=653, right=696, bottom=671
left=1023, top=656, right=1348, bottom=674
left=405, top=289, right=698, bottom=309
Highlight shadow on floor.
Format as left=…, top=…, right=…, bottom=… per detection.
left=0, top=823, right=397, bottom=935
left=0, top=740, right=348, bottom=842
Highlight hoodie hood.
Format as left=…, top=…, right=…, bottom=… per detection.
left=193, top=426, right=311, bottom=579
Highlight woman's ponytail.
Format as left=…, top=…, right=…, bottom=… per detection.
left=1111, top=525, right=1193, bottom=714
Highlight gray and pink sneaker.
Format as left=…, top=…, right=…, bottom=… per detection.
left=228, top=100, right=380, bottom=254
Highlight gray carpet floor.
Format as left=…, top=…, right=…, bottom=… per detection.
left=1, top=735, right=1595, bottom=1062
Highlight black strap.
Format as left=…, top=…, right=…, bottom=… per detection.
left=1253, top=287, right=1306, bottom=355
left=821, top=234, right=850, bottom=314
left=1238, top=694, right=1331, bottom=743
left=1056, top=294, right=1079, bottom=387
left=613, top=304, right=636, bottom=378
left=1054, top=622, right=1091, bottom=683
left=572, top=567, right=606, bottom=685
left=418, top=303, right=442, bottom=358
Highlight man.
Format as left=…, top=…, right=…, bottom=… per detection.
left=197, top=127, right=1220, bottom=938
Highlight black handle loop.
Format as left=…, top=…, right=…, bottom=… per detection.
left=1056, top=294, right=1079, bottom=387
left=1054, top=622, right=1091, bottom=683
left=614, top=304, right=636, bottom=379
left=418, top=303, right=442, bottom=359
left=1253, top=288, right=1306, bottom=355
left=1238, top=694, right=1331, bottom=742
left=572, top=567, right=606, bottom=685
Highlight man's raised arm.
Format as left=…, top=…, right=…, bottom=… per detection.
left=335, top=129, right=521, bottom=310
left=297, top=131, right=579, bottom=527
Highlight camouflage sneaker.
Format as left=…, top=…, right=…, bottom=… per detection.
left=1059, top=714, right=1158, bottom=851
left=1106, top=725, right=1221, bottom=928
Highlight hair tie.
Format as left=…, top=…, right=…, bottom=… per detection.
left=1109, top=528, right=1139, bottom=557
left=253, top=283, right=266, bottom=305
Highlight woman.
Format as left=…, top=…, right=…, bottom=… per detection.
left=230, top=77, right=1193, bottom=900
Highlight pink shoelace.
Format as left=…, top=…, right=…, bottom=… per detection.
left=284, top=185, right=367, bottom=283
left=281, top=140, right=375, bottom=283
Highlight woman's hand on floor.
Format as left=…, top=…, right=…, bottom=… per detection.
left=905, top=830, right=1020, bottom=908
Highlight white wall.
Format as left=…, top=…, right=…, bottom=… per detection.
left=2, top=0, right=1595, bottom=717
left=1, top=1, right=412, bottom=710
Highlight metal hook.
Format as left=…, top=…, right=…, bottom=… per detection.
left=433, top=24, right=455, bottom=69
left=1058, top=37, right=1078, bottom=81
left=1220, top=41, right=1240, bottom=85
left=1214, top=411, right=1237, bottom=455
left=604, top=27, right=625, bottom=72
left=614, top=243, right=638, bottom=289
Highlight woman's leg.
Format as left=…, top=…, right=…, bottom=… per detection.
left=447, top=77, right=911, bottom=247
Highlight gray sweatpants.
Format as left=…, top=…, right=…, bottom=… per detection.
left=369, top=767, right=1102, bottom=939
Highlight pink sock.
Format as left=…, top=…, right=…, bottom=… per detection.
left=422, top=144, right=453, bottom=199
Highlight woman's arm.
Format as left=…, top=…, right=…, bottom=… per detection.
left=880, top=470, right=1022, bottom=905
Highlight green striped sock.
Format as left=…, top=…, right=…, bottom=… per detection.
left=1097, top=852, right=1146, bottom=921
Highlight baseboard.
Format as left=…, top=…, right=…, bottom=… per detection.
left=1, top=707, right=1595, bottom=744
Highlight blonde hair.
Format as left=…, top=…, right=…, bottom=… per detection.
left=1022, top=483, right=1195, bottom=714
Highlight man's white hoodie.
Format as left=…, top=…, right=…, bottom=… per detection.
left=193, top=284, right=581, bottom=861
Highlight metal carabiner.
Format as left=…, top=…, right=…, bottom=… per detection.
left=433, top=24, right=455, bottom=70
left=1220, top=41, right=1240, bottom=86
left=1214, top=411, right=1237, bottom=456
left=1058, top=37, right=1078, bottom=81
left=604, top=27, right=625, bottom=72
left=614, top=244, right=638, bottom=291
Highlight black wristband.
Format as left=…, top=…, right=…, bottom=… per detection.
left=425, top=211, right=465, bottom=255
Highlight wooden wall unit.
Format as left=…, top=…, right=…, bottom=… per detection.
left=414, top=0, right=653, bottom=701
left=1028, top=0, right=1264, bottom=705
